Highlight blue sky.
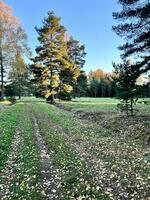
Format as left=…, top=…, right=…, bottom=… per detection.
left=5, top=0, right=122, bottom=73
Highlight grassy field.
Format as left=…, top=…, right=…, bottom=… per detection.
left=57, top=97, right=150, bottom=114
left=0, top=97, right=149, bottom=199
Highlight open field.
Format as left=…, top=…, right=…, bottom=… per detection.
left=0, top=98, right=150, bottom=199
left=57, top=97, right=150, bottom=114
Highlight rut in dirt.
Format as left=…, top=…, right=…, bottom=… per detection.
left=31, top=112, right=61, bottom=199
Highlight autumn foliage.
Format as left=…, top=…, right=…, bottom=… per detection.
left=0, top=0, right=29, bottom=100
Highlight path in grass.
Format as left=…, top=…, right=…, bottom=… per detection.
left=0, top=104, right=61, bottom=199
left=31, top=103, right=108, bottom=199
left=32, top=102, right=150, bottom=200
left=1, top=103, right=106, bottom=199
left=32, top=104, right=120, bottom=199
left=31, top=111, right=60, bottom=199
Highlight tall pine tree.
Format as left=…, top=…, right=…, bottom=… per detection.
left=31, top=11, right=78, bottom=103
left=113, top=0, right=150, bottom=78
left=31, top=12, right=84, bottom=103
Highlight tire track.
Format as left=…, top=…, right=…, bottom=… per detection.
left=31, top=112, right=61, bottom=199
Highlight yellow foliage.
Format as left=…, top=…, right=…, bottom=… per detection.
left=44, top=90, right=57, bottom=99
left=62, top=84, right=73, bottom=93
left=88, top=69, right=105, bottom=81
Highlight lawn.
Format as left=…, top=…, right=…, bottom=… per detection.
left=57, top=97, right=150, bottom=114
left=57, top=97, right=119, bottom=112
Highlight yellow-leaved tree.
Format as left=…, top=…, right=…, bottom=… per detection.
left=0, top=0, right=29, bottom=99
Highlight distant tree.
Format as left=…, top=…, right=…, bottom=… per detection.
left=73, top=71, right=88, bottom=97
left=89, top=69, right=105, bottom=81
left=89, top=79, right=99, bottom=97
left=31, top=11, right=80, bottom=103
left=113, top=0, right=150, bottom=79
left=113, top=60, right=138, bottom=115
left=88, top=69, right=116, bottom=97
left=0, top=0, right=29, bottom=100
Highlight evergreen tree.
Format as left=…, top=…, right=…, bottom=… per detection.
left=31, top=11, right=77, bottom=103
left=59, top=37, right=86, bottom=100
left=113, top=60, right=138, bottom=115
left=89, top=79, right=99, bottom=97
left=73, top=71, right=88, bottom=97
left=113, top=0, right=150, bottom=78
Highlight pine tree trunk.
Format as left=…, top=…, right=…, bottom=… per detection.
left=18, top=94, right=21, bottom=100
left=130, top=98, right=134, bottom=116
left=18, top=80, right=21, bottom=100
left=125, top=100, right=129, bottom=116
left=47, top=95, right=54, bottom=104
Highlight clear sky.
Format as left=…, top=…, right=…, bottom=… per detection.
left=5, top=0, right=123, bottom=73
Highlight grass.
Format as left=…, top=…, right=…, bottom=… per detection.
left=0, top=97, right=149, bottom=199
left=57, top=98, right=119, bottom=112
left=8, top=105, right=42, bottom=199
left=0, top=104, right=23, bottom=170
left=34, top=102, right=150, bottom=199
left=57, top=97, right=150, bottom=113
left=33, top=103, right=108, bottom=199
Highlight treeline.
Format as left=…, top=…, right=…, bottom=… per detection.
left=68, top=69, right=116, bottom=99
left=63, top=68, right=149, bottom=100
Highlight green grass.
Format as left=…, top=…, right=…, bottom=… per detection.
left=1, top=98, right=149, bottom=199
left=57, top=97, right=150, bottom=115
left=57, top=97, right=119, bottom=112
left=33, top=103, right=108, bottom=199
left=34, top=102, right=150, bottom=199
left=0, top=104, right=23, bottom=171
left=9, top=104, right=42, bottom=199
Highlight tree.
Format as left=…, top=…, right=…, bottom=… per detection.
left=8, top=52, right=29, bottom=99
left=89, top=79, right=99, bottom=97
left=72, top=71, right=88, bottom=97
left=31, top=12, right=84, bottom=103
left=89, top=69, right=105, bottom=81
left=0, top=0, right=29, bottom=100
left=113, top=60, right=138, bottom=115
left=59, top=37, right=86, bottom=100
left=88, top=69, right=116, bottom=97
left=112, top=0, right=150, bottom=79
